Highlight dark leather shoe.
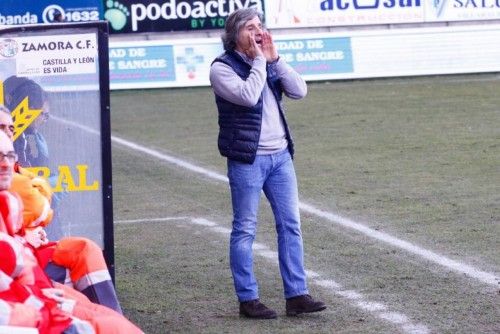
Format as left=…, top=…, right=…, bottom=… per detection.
left=286, top=294, right=327, bottom=316
left=239, top=299, right=277, bottom=319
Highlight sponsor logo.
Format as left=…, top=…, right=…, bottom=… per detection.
left=104, top=0, right=130, bottom=31
left=0, top=39, right=19, bottom=58
left=176, top=47, right=204, bottom=79
left=453, top=0, right=500, bottom=9
left=320, top=0, right=422, bottom=10
left=21, top=40, right=94, bottom=52
left=431, top=0, right=447, bottom=17
left=42, top=4, right=65, bottom=23
left=119, top=0, right=262, bottom=32
left=0, top=12, right=37, bottom=25
left=42, top=4, right=99, bottom=23
left=0, top=80, right=100, bottom=192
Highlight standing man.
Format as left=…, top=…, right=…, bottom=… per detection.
left=209, top=8, right=326, bottom=319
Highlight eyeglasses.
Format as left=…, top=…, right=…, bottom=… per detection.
left=0, top=152, right=17, bottom=163
left=0, top=124, right=14, bottom=133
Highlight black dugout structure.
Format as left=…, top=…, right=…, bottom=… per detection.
left=0, top=22, right=114, bottom=279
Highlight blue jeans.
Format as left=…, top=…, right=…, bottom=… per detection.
left=227, top=149, right=308, bottom=302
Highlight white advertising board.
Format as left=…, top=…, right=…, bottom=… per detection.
left=264, top=0, right=500, bottom=28
left=109, top=38, right=223, bottom=89
left=350, top=25, right=500, bottom=78
left=108, top=24, right=500, bottom=89
left=424, top=0, right=500, bottom=21
left=264, top=0, right=424, bottom=28
left=5, top=34, right=98, bottom=77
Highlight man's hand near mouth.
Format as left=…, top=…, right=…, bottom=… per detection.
left=260, top=31, right=279, bottom=63
left=244, top=31, right=278, bottom=63
left=245, top=34, right=264, bottom=60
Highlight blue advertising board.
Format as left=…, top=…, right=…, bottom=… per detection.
left=108, top=35, right=353, bottom=89
left=0, top=0, right=102, bottom=25
left=276, top=37, right=353, bottom=76
left=109, top=44, right=176, bottom=84
left=109, top=39, right=224, bottom=89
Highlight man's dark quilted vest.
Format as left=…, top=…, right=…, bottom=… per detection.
left=212, top=51, right=294, bottom=164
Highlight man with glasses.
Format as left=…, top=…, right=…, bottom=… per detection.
left=0, top=135, right=17, bottom=189
left=0, top=106, right=123, bottom=313
left=0, top=130, right=144, bottom=334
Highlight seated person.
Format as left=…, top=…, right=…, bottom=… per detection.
left=0, top=130, right=143, bottom=334
left=4, top=75, right=62, bottom=240
left=0, top=105, right=122, bottom=313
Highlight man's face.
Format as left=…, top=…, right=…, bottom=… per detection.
left=0, top=112, right=14, bottom=140
left=0, top=131, right=15, bottom=190
left=235, top=16, right=263, bottom=54
left=32, top=101, right=50, bottom=130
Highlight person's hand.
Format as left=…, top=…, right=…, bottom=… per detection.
left=42, top=288, right=76, bottom=313
left=10, top=303, right=42, bottom=328
left=24, top=226, right=49, bottom=248
left=41, top=288, right=65, bottom=303
left=244, top=34, right=264, bottom=59
left=261, top=31, right=278, bottom=63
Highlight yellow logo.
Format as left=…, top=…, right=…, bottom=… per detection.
left=0, top=80, right=42, bottom=141
left=0, top=80, right=99, bottom=192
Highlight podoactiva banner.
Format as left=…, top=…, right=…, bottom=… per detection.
left=103, top=0, right=263, bottom=34
left=0, top=22, right=114, bottom=274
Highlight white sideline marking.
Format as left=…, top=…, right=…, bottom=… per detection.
left=51, top=117, right=498, bottom=287
left=190, top=217, right=429, bottom=334
left=110, top=134, right=499, bottom=287
left=357, top=301, right=386, bottom=312
left=305, top=270, right=321, bottom=279
left=113, top=136, right=229, bottom=183
left=315, top=279, right=341, bottom=290
left=115, top=217, right=189, bottom=224
left=337, top=290, right=363, bottom=300
left=299, top=203, right=499, bottom=286
left=118, top=216, right=428, bottom=331
left=212, top=226, right=232, bottom=234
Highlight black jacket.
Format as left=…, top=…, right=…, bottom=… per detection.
left=212, top=51, right=294, bottom=164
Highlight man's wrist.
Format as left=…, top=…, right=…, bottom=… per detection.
left=254, top=55, right=266, bottom=63
left=267, top=55, right=280, bottom=64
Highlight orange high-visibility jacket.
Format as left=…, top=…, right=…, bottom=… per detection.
left=0, top=191, right=143, bottom=334
left=10, top=164, right=53, bottom=230
left=10, top=165, right=123, bottom=313
left=0, top=190, right=73, bottom=334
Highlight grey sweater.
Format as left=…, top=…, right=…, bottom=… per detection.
left=209, top=51, right=307, bottom=155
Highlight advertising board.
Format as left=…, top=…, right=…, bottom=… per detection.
left=0, top=22, right=114, bottom=269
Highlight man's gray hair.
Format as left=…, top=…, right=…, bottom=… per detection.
left=0, top=105, right=10, bottom=115
left=221, top=8, right=264, bottom=51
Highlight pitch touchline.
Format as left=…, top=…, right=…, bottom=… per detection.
left=109, top=134, right=499, bottom=287
left=52, top=115, right=500, bottom=287
left=116, top=216, right=429, bottom=334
